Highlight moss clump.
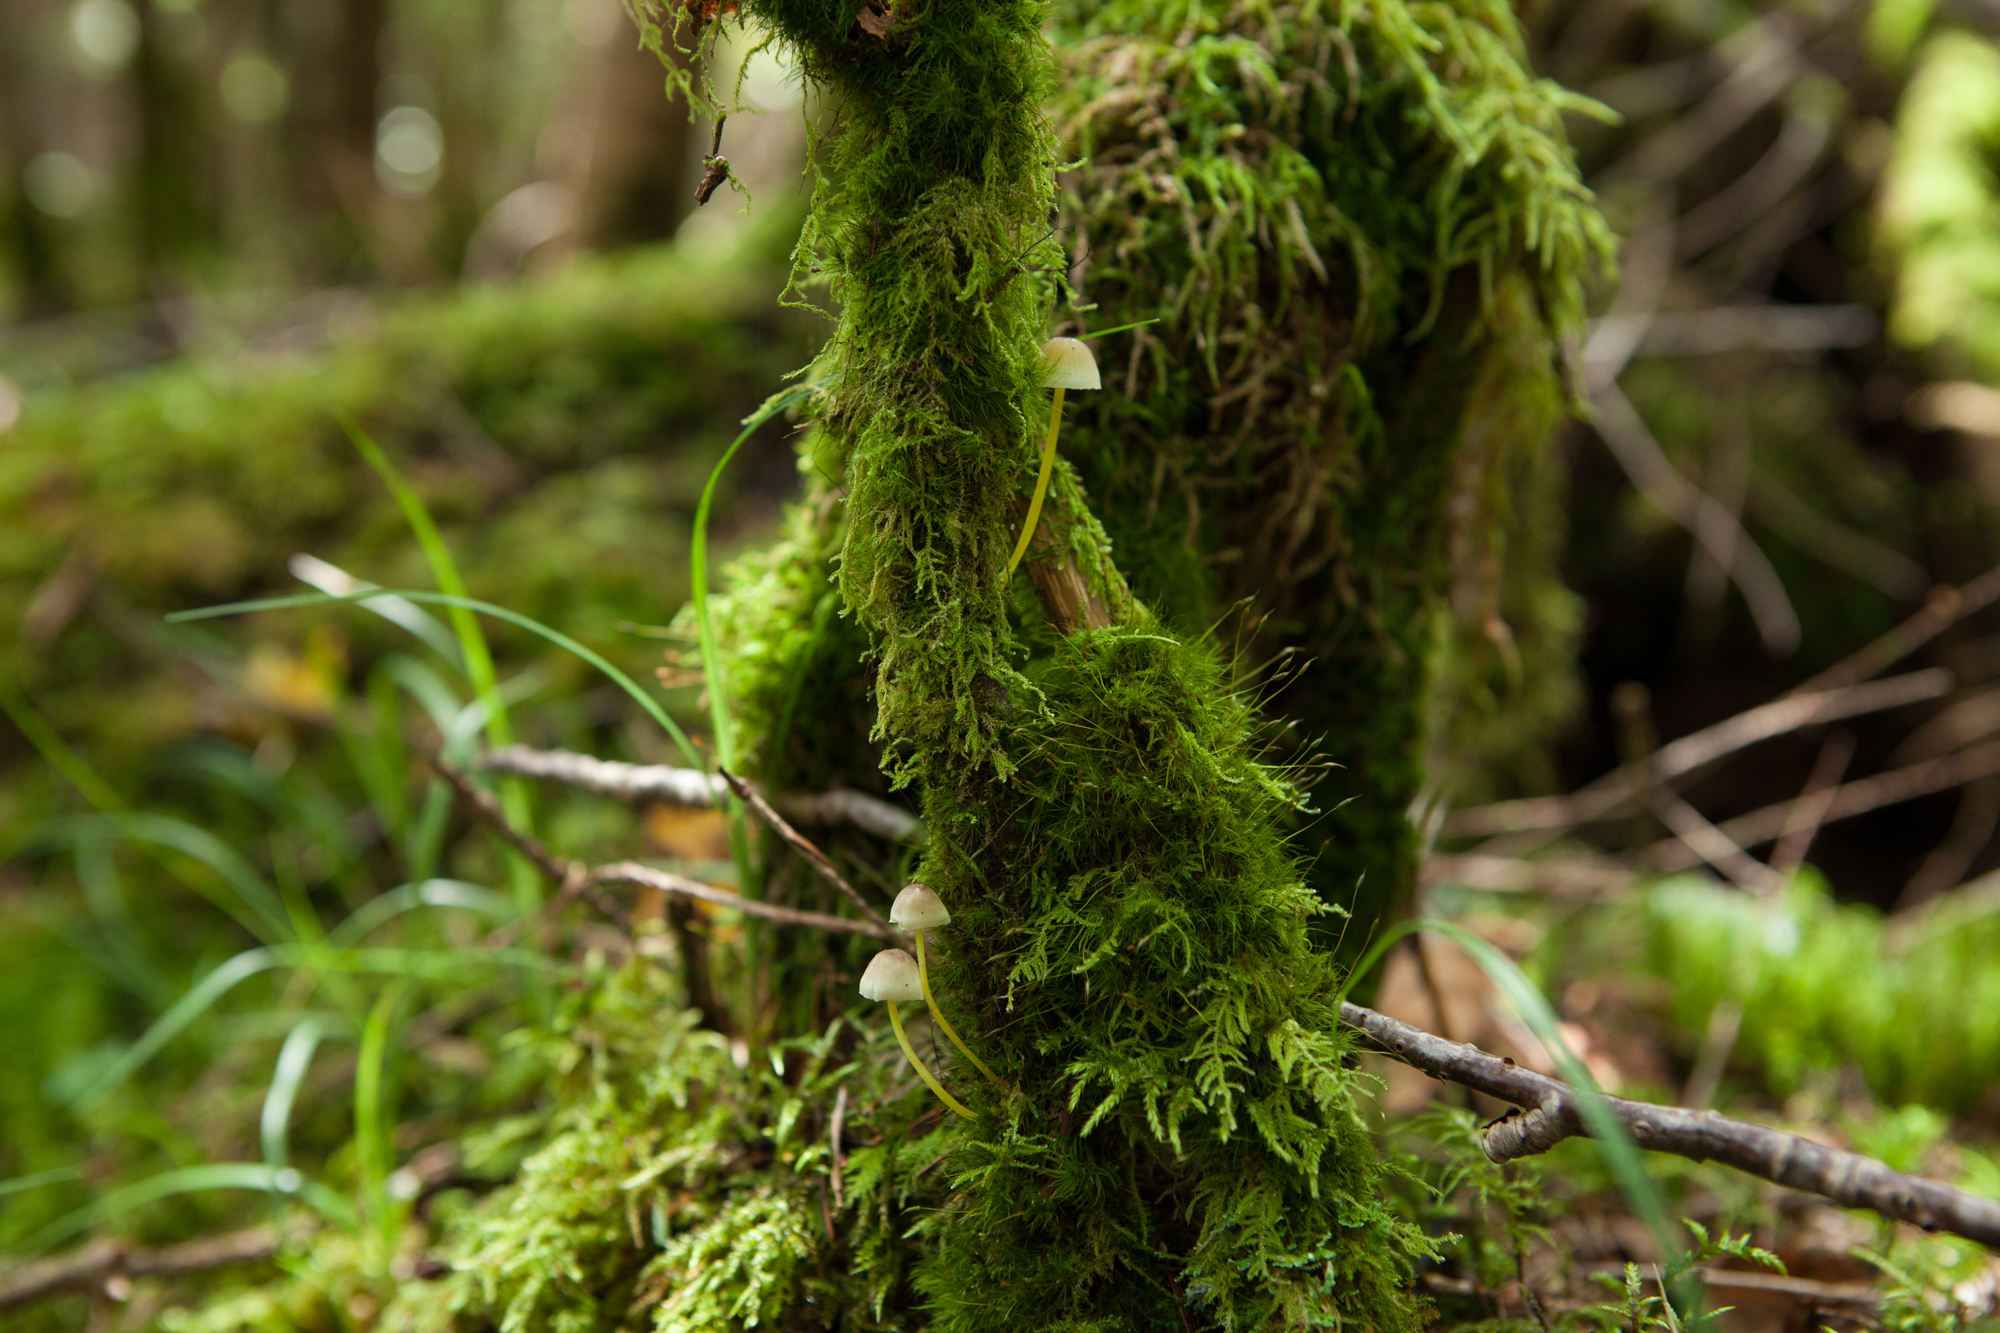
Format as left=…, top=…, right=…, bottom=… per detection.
left=919, top=627, right=1429, bottom=1329
left=1048, top=0, right=1609, bottom=942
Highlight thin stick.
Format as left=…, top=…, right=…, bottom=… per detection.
left=477, top=745, right=921, bottom=842
left=590, top=862, right=897, bottom=939
left=717, top=768, right=904, bottom=944
left=1340, top=1000, right=2000, bottom=1249
left=431, top=760, right=631, bottom=930
left=1589, top=378, right=1799, bottom=656
left=1445, top=669, right=1952, bottom=840
left=1646, top=736, right=2000, bottom=871
left=1641, top=786, right=1782, bottom=892
left=1792, top=562, right=2000, bottom=697
left=1769, top=729, right=1855, bottom=875
left=829, top=1086, right=848, bottom=1209
left=0, top=1227, right=280, bottom=1311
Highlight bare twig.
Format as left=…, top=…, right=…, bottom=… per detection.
left=1646, top=737, right=2000, bottom=871
left=1588, top=378, right=1800, bottom=656
left=0, top=1227, right=281, bottom=1311
left=1641, top=785, right=1782, bottom=892
left=829, top=1086, right=848, bottom=1209
left=476, top=746, right=922, bottom=842
left=1748, top=481, right=1927, bottom=601
left=589, top=862, right=897, bottom=940
left=432, top=759, right=893, bottom=940
left=1899, top=775, right=2000, bottom=911
left=430, top=760, right=632, bottom=930
left=1793, top=563, right=2000, bottom=697
left=717, top=768, right=903, bottom=944
left=1420, top=854, right=1635, bottom=897
left=1446, top=669, right=1952, bottom=839
left=1340, top=1001, right=2000, bottom=1249
left=1770, top=728, right=1855, bottom=875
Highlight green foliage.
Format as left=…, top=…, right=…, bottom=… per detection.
left=1879, top=30, right=2000, bottom=377
left=1641, top=873, right=2000, bottom=1112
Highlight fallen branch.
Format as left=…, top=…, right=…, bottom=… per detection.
left=0, top=1227, right=280, bottom=1311
left=476, top=746, right=922, bottom=843
left=1340, top=1001, right=2000, bottom=1249
left=717, top=767, right=904, bottom=944
left=1445, top=669, right=1952, bottom=839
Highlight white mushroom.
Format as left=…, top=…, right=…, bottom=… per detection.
left=1039, top=336, right=1102, bottom=390
left=858, top=947, right=923, bottom=1004
left=890, top=883, right=951, bottom=931
left=1004, top=336, right=1104, bottom=583
left=888, top=885, right=1003, bottom=1088
left=858, top=948, right=971, bottom=1119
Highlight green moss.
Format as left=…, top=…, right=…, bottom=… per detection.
left=1047, top=0, right=1611, bottom=946
left=916, top=628, right=1430, bottom=1330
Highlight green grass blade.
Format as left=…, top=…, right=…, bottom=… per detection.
left=354, top=984, right=405, bottom=1251
left=689, top=382, right=815, bottom=1025
left=290, top=553, right=465, bottom=675
left=338, top=416, right=505, bottom=740
left=0, top=676, right=123, bottom=812
left=0, top=1166, right=85, bottom=1199
left=33, top=813, right=293, bottom=943
left=328, top=879, right=516, bottom=946
left=261, top=1017, right=328, bottom=1170
left=28, top=1162, right=357, bottom=1250
left=168, top=589, right=704, bottom=770
left=339, top=416, right=542, bottom=916
left=65, top=947, right=285, bottom=1109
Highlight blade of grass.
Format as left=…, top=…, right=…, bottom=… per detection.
left=290, top=553, right=465, bottom=675
left=0, top=676, right=123, bottom=812
left=64, top=947, right=285, bottom=1109
left=328, top=879, right=516, bottom=946
left=339, top=415, right=540, bottom=914
left=261, top=1017, right=328, bottom=1171
left=354, top=983, right=406, bottom=1255
left=33, top=813, right=292, bottom=943
left=28, top=1163, right=357, bottom=1250
left=0, top=1165, right=85, bottom=1199
left=167, top=590, right=703, bottom=771
left=690, top=382, right=816, bottom=1034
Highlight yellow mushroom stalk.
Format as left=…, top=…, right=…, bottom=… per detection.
left=1004, top=336, right=1102, bottom=584
left=859, top=948, right=972, bottom=1120
left=890, top=884, right=1003, bottom=1088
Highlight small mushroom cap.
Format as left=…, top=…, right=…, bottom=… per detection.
left=1040, top=336, right=1101, bottom=391
left=890, top=883, right=951, bottom=930
left=858, top=948, right=924, bottom=1003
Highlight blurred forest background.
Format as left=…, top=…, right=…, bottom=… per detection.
left=3, top=0, right=2000, bottom=1327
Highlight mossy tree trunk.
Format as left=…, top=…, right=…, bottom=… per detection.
left=408, top=1, right=1605, bottom=1327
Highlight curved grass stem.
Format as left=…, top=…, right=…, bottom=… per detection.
left=887, top=1001, right=973, bottom=1120
left=915, top=930, right=1003, bottom=1087
left=1004, top=386, right=1065, bottom=584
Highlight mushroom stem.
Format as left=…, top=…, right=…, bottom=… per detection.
left=915, top=929, right=1004, bottom=1087
left=887, top=1001, right=974, bottom=1119
left=1003, top=386, right=1065, bottom=584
